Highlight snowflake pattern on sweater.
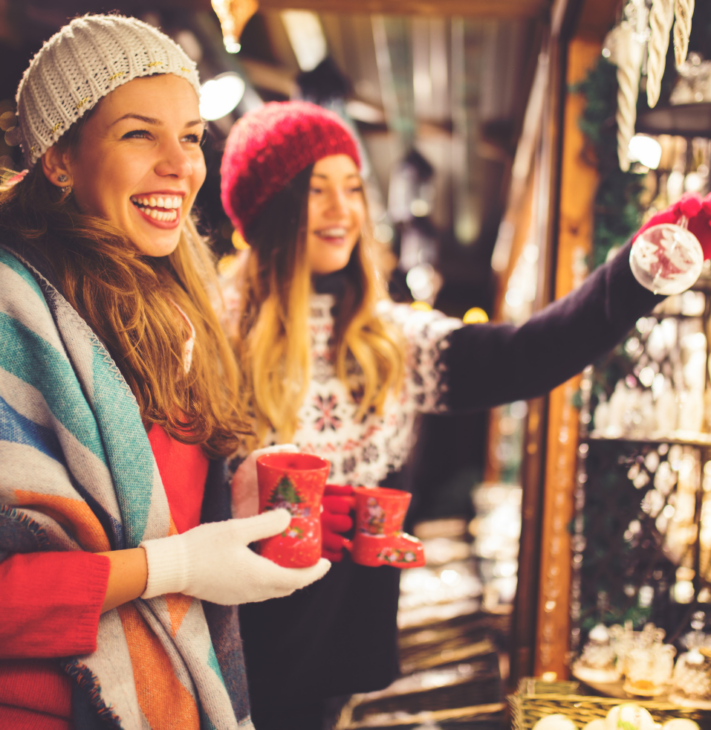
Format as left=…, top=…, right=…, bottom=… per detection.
left=257, top=294, right=464, bottom=485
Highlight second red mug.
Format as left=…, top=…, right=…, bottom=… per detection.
left=342, top=486, right=425, bottom=568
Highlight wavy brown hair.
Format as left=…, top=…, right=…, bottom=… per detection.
left=232, top=165, right=404, bottom=448
left=0, top=121, right=249, bottom=458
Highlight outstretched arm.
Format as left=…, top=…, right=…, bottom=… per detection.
left=442, top=240, right=663, bottom=411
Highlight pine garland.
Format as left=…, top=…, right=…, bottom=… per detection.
left=573, top=56, right=646, bottom=268
left=572, top=56, right=678, bottom=636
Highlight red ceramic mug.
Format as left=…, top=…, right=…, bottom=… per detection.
left=342, top=487, right=425, bottom=568
left=256, top=452, right=331, bottom=568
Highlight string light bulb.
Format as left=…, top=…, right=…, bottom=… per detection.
left=211, top=0, right=259, bottom=53
left=463, top=307, right=489, bottom=324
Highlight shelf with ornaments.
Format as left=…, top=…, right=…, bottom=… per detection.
left=569, top=255, right=711, bottom=704
left=568, top=127, right=711, bottom=701
left=571, top=356, right=711, bottom=706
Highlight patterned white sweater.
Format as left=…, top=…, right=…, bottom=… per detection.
left=246, top=294, right=464, bottom=485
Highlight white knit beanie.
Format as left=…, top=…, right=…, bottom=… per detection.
left=16, top=14, right=201, bottom=167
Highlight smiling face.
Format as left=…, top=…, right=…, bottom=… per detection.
left=306, top=154, right=366, bottom=276
left=45, top=74, right=206, bottom=257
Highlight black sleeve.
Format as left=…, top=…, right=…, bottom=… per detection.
left=442, top=240, right=663, bottom=411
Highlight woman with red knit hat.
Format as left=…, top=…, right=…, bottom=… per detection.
left=220, top=100, right=711, bottom=729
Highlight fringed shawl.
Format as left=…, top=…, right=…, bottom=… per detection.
left=0, top=245, right=253, bottom=729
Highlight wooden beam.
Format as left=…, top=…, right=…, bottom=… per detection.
left=534, top=35, right=602, bottom=680
left=259, top=0, right=550, bottom=18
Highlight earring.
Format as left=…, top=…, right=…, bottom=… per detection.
left=55, top=174, right=71, bottom=197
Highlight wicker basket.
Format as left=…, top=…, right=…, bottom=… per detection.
left=509, top=679, right=711, bottom=730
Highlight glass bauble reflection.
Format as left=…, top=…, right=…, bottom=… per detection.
left=630, top=223, right=703, bottom=295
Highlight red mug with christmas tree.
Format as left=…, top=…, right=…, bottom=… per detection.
left=342, top=487, right=425, bottom=568
left=256, top=452, right=331, bottom=568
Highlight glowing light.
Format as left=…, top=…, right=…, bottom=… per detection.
left=638, top=366, right=655, bottom=387
left=406, top=263, right=436, bottom=302
left=628, top=134, right=662, bottom=170
left=200, top=73, right=245, bottom=121
left=282, top=10, right=327, bottom=71
left=410, top=198, right=430, bottom=217
left=410, top=301, right=432, bottom=312
left=373, top=222, right=394, bottom=243
left=463, top=307, right=488, bottom=324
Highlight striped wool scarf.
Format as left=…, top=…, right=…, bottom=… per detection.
left=0, top=246, right=253, bottom=730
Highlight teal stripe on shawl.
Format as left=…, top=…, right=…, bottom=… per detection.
left=90, top=346, right=155, bottom=547
left=0, top=313, right=107, bottom=463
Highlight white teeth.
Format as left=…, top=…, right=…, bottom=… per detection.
left=131, top=196, right=182, bottom=219
left=319, top=227, right=347, bottom=237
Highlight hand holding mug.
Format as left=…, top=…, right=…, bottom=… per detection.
left=321, top=484, right=355, bottom=562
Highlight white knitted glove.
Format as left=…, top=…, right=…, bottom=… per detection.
left=140, top=509, right=330, bottom=605
left=231, top=444, right=299, bottom=518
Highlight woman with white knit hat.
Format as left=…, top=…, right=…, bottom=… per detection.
left=0, top=14, right=328, bottom=730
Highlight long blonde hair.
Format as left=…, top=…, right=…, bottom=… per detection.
left=233, top=165, right=404, bottom=448
left=0, top=126, right=249, bottom=458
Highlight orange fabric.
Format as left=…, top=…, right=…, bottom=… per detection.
left=11, top=492, right=111, bottom=552
left=166, top=593, right=194, bottom=637
left=118, top=603, right=200, bottom=730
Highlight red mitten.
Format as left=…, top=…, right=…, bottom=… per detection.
left=321, top=484, right=355, bottom=562
left=633, top=192, right=711, bottom=259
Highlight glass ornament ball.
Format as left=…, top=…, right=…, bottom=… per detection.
left=630, top=223, right=703, bottom=296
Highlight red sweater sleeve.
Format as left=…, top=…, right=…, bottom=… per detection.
left=0, top=552, right=110, bottom=658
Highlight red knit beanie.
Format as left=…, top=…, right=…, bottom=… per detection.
left=221, top=101, right=361, bottom=235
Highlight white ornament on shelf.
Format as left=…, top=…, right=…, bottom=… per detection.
left=674, top=0, right=695, bottom=69
left=573, top=623, right=622, bottom=683
left=647, top=0, right=675, bottom=108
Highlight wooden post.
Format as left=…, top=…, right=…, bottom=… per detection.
left=533, top=36, right=603, bottom=678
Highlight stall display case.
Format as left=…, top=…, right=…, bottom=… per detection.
left=568, top=133, right=711, bottom=707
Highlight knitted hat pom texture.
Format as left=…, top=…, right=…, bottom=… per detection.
left=16, top=14, right=200, bottom=167
left=221, top=101, right=361, bottom=235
